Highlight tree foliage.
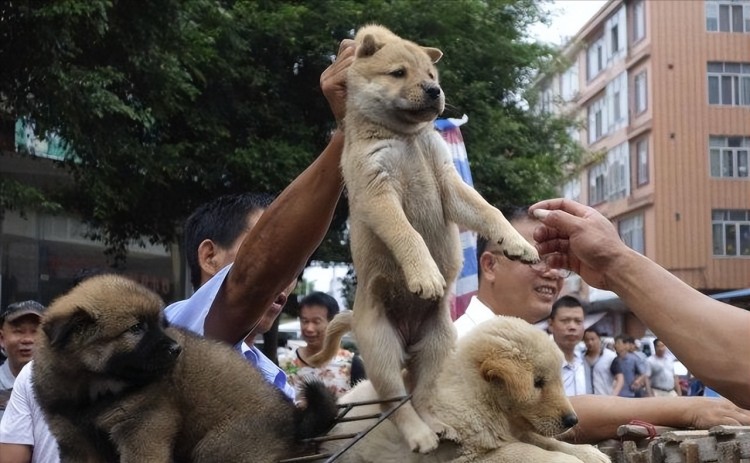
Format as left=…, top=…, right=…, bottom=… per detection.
left=0, top=0, right=577, bottom=263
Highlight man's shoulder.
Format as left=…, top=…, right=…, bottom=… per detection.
left=165, top=264, right=234, bottom=333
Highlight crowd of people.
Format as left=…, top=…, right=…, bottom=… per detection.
left=546, top=295, right=684, bottom=399
left=0, top=36, right=749, bottom=462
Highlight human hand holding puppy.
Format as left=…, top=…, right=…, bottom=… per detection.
left=321, top=38, right=355, bottom=126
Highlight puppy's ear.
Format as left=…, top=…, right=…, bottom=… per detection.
left=357, top=33, right=384, bottom=58
left=422, top=47, right=443, bottom=64
left=43, top=307, right=95, bottom=349
left=480, top=355, right=534, bottom=403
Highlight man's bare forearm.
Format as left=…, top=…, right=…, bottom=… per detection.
left=206, top=131, right=345, bottom=344
left=606, top=250, right=750, bottom=407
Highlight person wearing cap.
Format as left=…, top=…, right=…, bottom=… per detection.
left=0, top=300, right=45, bottom=431
left=0, top=301, right=45, bottom=395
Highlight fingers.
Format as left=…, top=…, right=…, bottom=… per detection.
left=532, top=209, right=577, bottom=239
left=338, top=38, right=355, bottom=56
left=530, top=198, right=592, bottom=218
left=321, top=39, right=356, bottom=122
left=321, top=42, right=355, bottom=84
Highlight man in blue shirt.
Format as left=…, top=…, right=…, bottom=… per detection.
left=165, top=39, right=354, bottom=399
left=611, top=334, right=647, bottom=398
left=165, top=193, right=297, bottom=399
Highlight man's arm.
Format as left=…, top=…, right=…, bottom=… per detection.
left=611, top=373, right=624, bottom=397
left=205, top=40, right=355, bottom=345
left=530, top=199, right=750, bottom=408
left=565, top=395, right=750, bottom=444
left=0, top=443, right=32, bottom=463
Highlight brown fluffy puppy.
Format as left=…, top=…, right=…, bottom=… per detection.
left=33, top=275, right=337, bottom=463
left=308, top=24, right=539, bottom=454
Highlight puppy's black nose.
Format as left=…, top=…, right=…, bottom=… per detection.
left=561, top=413, right=578, bottom=429
left=424, top=85, right=441, bottom=99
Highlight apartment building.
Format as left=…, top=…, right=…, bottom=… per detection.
left=537, top=0, right=750, bottom=335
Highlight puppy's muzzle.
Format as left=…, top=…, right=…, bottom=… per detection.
left=423, top=84, right=441, bottom=100
left=561, top=412, right=578, bottom=430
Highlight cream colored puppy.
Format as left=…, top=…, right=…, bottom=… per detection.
left=310, top=24, right=538, bottom=453
left=324, top=316, right=610, bottom=463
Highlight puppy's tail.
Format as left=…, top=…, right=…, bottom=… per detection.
left=306, top=311, right=352, bottom=367
left=294, top=379, right=338, bottom=440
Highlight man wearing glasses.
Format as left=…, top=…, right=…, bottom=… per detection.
left=455, top=206, right=571, bottom=337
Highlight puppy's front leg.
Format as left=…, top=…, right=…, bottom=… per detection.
left=352, top=186, right=445, bottom=300
left=440, top=171, right=538, bottom=264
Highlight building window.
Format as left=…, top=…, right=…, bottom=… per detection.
left=610, top=25, right=620, bottom=54
left=634, top=71, right=648, bottom=114
left=709, top=136, right=750, bottom=178
left=633, top=0, right=645, bottom=42
left=636, top=138, right=649, bottom=185
left=707, top=62, right=750, bottom=106
left=607, top=72, right=628, bottom=132
left=605, top=6, right=627, bottom=63
left=619, top=214, right=645, bottom=254
left=589, top=164, right=606, bottom=205
left=587, top=95, right=607, bottom=144
left=588, top=142, right=630, bottom=204
left=587, top=36, right=606, bottom=81
left=563, top=178, right=581, bottom=203
left=706, top=0, right=750, bottom=33
left=560, top=65, right=579, bottom=102
left=540, top=86, right=553, bottom=114
left=712, top=209, right=750, bottom=256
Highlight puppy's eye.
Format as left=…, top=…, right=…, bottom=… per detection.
left=428, top=72, right=435, bottom=79
left=389, top=69, right=406, bottom=78
left=533, top=377, right=545, bottom=389
left=128, top=322, right=145, bottom=334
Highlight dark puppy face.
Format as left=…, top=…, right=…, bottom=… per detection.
left=42, top=275, right=181, bottom=385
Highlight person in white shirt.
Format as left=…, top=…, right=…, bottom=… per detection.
left=548, top=295, right=587, bottom=397
left=582, top=328, right=617, bottom=395
left=0, top=362, right=60, bottom=463
left=648, top=338, right=681, bottom=397
left=0, top=301, right=45, bottom=420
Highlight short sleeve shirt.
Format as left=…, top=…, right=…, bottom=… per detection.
left=0, top=362, right=60, bottom=463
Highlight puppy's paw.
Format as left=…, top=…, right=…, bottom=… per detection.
left=405, top=262, right=446, bottom=300
left=498, top=233, right=539, bottom=264
left=435, top=422, right=460, bottom=443
left=565, top=444, right=610, bottom=463
left=405, top=427, right=440, bottom=454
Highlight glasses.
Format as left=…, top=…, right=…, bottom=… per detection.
left=489, top=251, right=572, bottom=278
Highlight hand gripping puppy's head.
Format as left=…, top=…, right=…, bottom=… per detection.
left=348, top=24, right=445, bottom=131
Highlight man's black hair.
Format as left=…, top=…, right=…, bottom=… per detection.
left=583, top=327, right=602, bottom=337
left=550, top=294, right=585, bottom=320
left=298, top=291, right=340, bottom=321
left=184, top=193, right=275, bottom=290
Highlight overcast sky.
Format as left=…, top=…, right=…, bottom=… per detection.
left=530, top=0, right=608, bottom=45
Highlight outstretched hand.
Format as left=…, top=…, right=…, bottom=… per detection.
left=529, top=198, right=632, bottom=290
left=321, top=39, right=355, bottom=125
left=688, top=397, right=750, bottom=428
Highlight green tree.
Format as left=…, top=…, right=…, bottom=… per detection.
left=0, top=0, right=576, bottom=265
